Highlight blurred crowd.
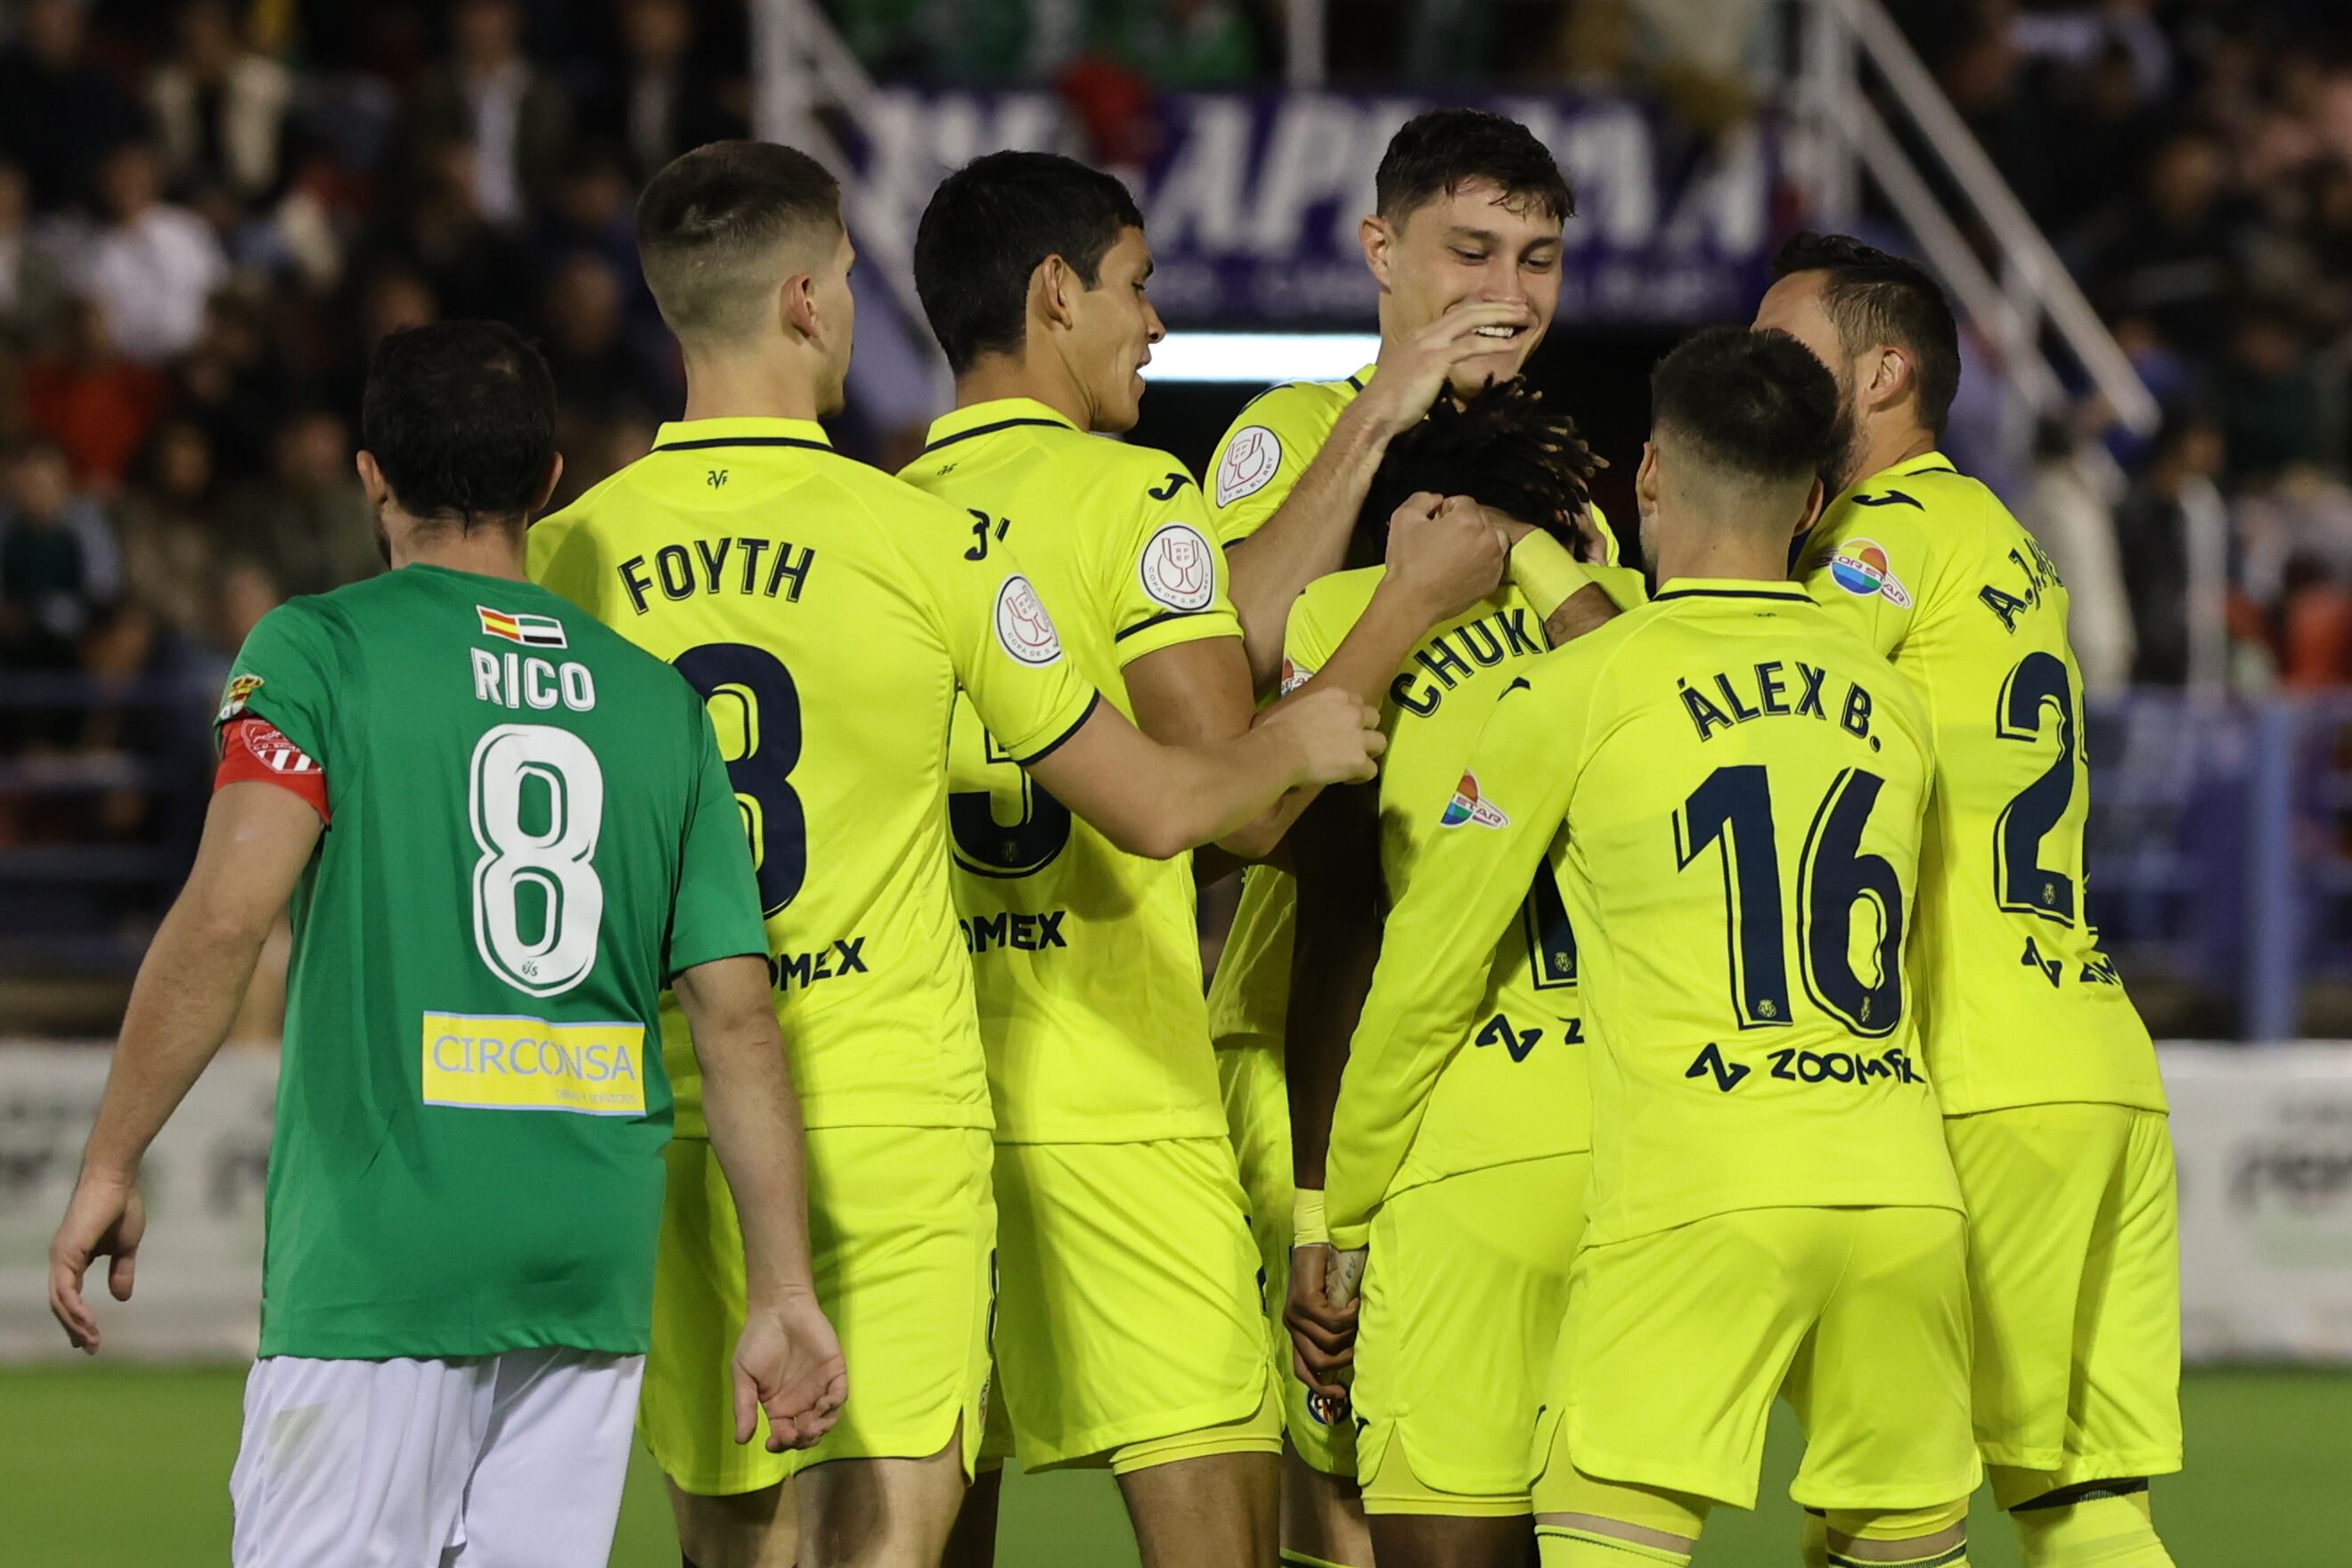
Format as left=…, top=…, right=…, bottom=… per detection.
left=1919, top=0, right=2352, bottom=690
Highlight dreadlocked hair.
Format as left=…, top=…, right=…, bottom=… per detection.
left=1348, top=378, right=1605, bottom=572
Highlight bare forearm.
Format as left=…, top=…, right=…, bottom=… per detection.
left=82, top=907, right=268, bottom=1175
left=1286, top=896, right=1380, bottom=1189
left=685, top=973, right=815, bottom=1303
left=1226, top=405, right=1395, bottom=690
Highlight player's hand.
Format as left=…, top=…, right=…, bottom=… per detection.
left=48, top=1164, right=144, bottom=1354
left=1384, top=493, right=1508, bottom=622
left=1355, top=300, right=1537, bottom=437
left=1262, top=686, right=1385, bottom=787
left=1285, top=1243, right=1360, bottom=1416
left=731, top=1287, right=848, bottom=1452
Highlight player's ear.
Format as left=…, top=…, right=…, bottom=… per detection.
left=1360, top=214, right=1396, bottom=290
left=1796, top=475, right=1826, bottom=536
left=1867, top=344, right=1912, bottom=414
left=532, top=453, right=564, bottom=514
left=1634, top=441, right=1659, bottom=512
left=780, top=271, right=820, bottom=342
left=1037, top=252, right=1086, bottom=336
left=355, top=449, right=391, bottom=511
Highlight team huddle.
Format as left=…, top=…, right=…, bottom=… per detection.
left=45, top=107, right=2180, bottom=1568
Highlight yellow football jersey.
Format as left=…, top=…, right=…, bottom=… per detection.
left=1798, top=453, right=2166, bottom=1115
left=529, top=417, right=1098, bottom=1138
left=897, top=399, right=1242, bottom=1142
left=1202, top=367, right=1373, bottom=1048
left=1291, top=563, right=1647, bottom=1208
left=1328, top=581, right=1964, bottom=1249
left=1201, top=365, right=1621, bottom=1049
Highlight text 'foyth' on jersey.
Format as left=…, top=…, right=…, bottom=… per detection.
left=529, top=416, right=1099, bottom=1139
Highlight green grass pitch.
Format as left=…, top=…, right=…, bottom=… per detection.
left=4, top=1365, right=2340, bottom=1564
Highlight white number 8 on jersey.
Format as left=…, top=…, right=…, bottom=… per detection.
left=470, top=723, right=605, bottom=998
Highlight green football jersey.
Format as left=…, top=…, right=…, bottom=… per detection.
left=216, top=563, right=767, bottom=1360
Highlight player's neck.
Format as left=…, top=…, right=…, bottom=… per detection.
left=952, top=353, right=1089, bottom=432
left=679, top=351, right=828, bottom=425
left=1651, top=527, right=1793, bottom=585
left=388, top=512, right=528, bottom=581
left=1849, top=420, right=1940, bottom=492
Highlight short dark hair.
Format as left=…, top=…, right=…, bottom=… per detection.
left=1352, top=379, right=1602, bottom=569
left=1651, top=326, right=1842, bottom=490
left=913, top=151, right=1145, bottom=376
left=635, top=141, right=843, bottom=342
left=1769, top=231, right=1961, bottom=437
left=1376, top=109, right=1574, bottom=226
left=361, top=321, right=554, bottom=529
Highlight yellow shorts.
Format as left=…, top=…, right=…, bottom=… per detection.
left=641, top=1127, right=995, bottom=1495
left=1219, top=1033, right=1357, bottom=1480
left=1534, top=1206, right=1980, bottom=1514
left=1944, top=1104, right=2183, bottom=1493
left=980, top=1135, right=1279, bottom=1471
left=1357, top=1154, right=1588, bottom=1514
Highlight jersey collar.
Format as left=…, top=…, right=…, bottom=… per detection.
left=919, top=398, right=1081, bottom=455
left=649, top=416, right=834, bottom=453
left=1654, top=577, right=1814, bottom=604
left=1847, top=448, right=1957, bottom=494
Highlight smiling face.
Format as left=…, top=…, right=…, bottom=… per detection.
left=1065, top=225, right=1164, bottom=434
left=1372, top=180, right=1564, bottom=395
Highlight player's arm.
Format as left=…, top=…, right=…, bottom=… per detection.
left=49, top=780, right=322, bottom=1352
left=1221, top=302, right=1537, bottom=690
left=672, top=956, right=845, bottom=1452
left=1123, top=494, right=1505, bottom=862
left=1023, top=690, right=1383, bottom=862
left=1280, top=778, right=1384, bottom=1400
left=666, top=715, right=844, bottom=1450
left=1324, top=671, right=1589, bottom=1257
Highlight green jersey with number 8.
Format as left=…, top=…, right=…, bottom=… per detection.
left=1796, top=453, right=2166, bottom=1116
left=215, top=563, right=769, bottom=1360
left=528, top=417, right=1099, bottom=1139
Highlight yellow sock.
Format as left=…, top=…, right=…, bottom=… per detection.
left=2014, top=1490, right=2176, bottom=1568
left=1535, top=1524, right=1693, bottom=1567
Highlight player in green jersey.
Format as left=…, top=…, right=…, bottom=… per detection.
left=45, top=323, right=845, bottom=1568
left=899, top=151, right=1515, bottom=1568
left=1756, top=235, right=2180, bottom=1568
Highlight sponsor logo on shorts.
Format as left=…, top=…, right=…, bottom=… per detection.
left=1440, top=772, right=1507, bottom=829
left=1139, top=523, right=1217, bottom=612
left=993, top=575, right=1063, bottom=666
left=478, top=604, right=568, bottom=648
left=217, top=672, right=265, bottom=723
left=1278, top=657, right=1314, bottom=697
left=1215, top=425, right=1281, bottom=507
left=1823, top=538, right=1912, bottom=608
left=421, top=1011, right=647, bottom=1115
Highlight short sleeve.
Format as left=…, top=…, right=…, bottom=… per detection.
left=664, top=706, right=772, bottom=978
left=216, top=602, right=336, bottom=766
left=920, top=533, right=1100, bottom=765
left=1205, top=383, right=1340, bottom=547
left=1282, top=581, right=1344, bottom=685
left=1109, top=470, right=1243, bottom=666
left=1800, top=501, right=1936, bottom=659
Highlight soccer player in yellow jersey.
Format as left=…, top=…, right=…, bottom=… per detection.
left=528, top=142, right=1386, bottom=1568
left=1327, top=327, right=1980, bottom=1568
left=893, top=151, right=1515, bottom=1568
left=1276, top=383, right=1645, bottom=1566
left=1196, top=110, right=1619, bottom=1565
left=1756, top=234, right=2182, bottom=1568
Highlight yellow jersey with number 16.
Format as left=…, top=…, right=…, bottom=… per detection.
left=1797, top=453, right=2166, bottom=1116
left=1328, top=582, right=1961, bottom=1250
left=529, top=417, right=1098, bottom=1138
left=898, top=399, right=1244, bottom=1143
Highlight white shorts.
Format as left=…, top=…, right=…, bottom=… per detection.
left=230, top=1347, right=645, bottom=1568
